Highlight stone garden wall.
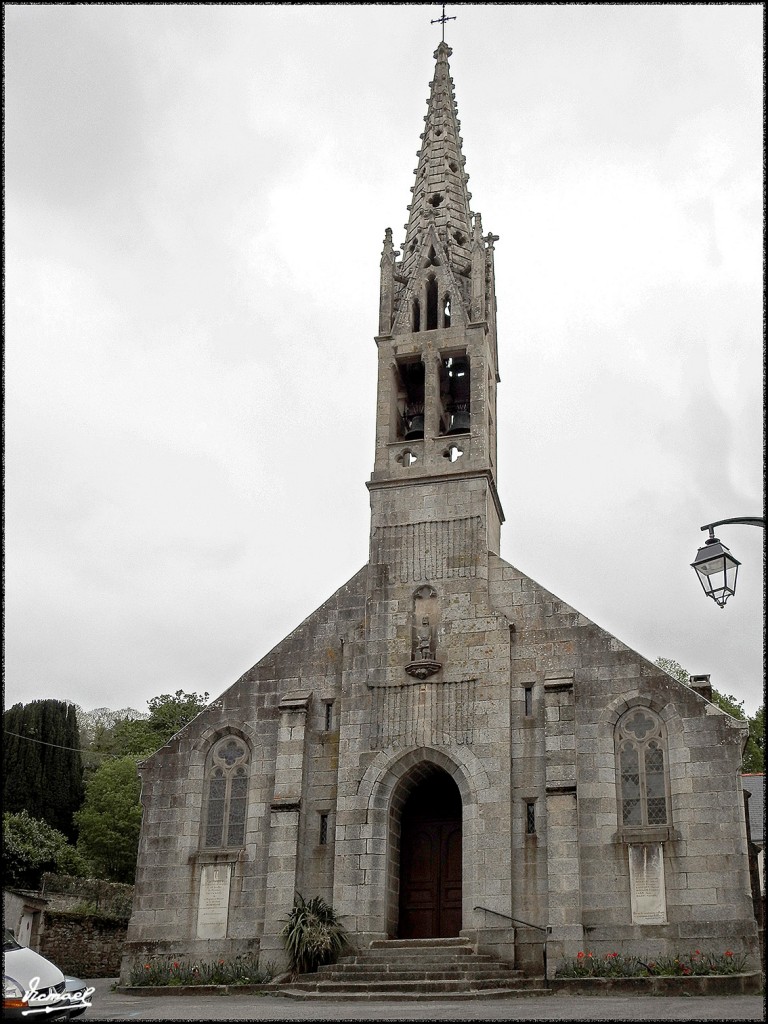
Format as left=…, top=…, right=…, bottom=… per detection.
left=34, top=874, right=133, bottom=977
left=38, top=911, right=127, bottom=978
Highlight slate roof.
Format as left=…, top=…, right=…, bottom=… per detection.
left=742, top=773, right=764, bottom=844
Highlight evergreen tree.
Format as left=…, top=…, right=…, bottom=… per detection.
left=3, top=700, right=84, bottom=841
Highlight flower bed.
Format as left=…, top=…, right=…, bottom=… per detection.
left=551, top=949, right=762, bottom=996
left=555, top=948, right=747, bottom=978
left=549, top=974, right=761, bottom=996
left=127, top=953, right=275, bottom=988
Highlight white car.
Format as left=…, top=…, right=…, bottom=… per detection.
left=3, top=929, right=91, bottom=1021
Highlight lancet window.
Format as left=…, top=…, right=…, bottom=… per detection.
left=615, top=708, right=669, bottom=829
left=203, top=735, right=250, bottom=848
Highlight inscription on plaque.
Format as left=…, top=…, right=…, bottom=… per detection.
left=628, top=842, right=667, bottom=925
left=196, top=863, right=232, bottom=939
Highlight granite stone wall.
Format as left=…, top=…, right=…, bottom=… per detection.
left=39, top=912, right=127, bottom=978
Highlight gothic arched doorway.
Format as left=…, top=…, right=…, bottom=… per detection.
left=397, top=768, right=462, bottom=939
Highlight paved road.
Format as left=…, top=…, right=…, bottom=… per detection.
left=80, top=978, right=765, bottom=1021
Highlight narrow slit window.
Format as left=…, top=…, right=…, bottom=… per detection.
left=526, top=802, right=536, bottom=835
left=319, top=813, right=329, bottom=846
left=524, top=687, right=533, bottom=717
left=426, top=276, right=439, bottom=330
left=324, top=701, right=334, bottom=732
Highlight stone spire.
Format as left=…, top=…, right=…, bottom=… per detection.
left=392, top=42, right=476, bottom=325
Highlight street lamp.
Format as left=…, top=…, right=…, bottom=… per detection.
left=691, top=517, right=765, bottom=608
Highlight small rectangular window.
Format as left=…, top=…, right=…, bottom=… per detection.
left=524, top=687, right=533, bottom=717
left=324, top=702, right=334, bottom=732
left=319, top=813, right=329, bottom=846
left=526, top=802, right=536, bottom=835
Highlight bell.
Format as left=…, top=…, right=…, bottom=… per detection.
left=404, top=413, right=425, bottom=440
left=447, top=409, right=470, bottom=434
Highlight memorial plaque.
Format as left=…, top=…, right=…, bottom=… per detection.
left=196, top=863, right=231, bottom=939
left=628, top=842, right=667, bottom=924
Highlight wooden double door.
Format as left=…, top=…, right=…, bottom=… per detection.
left=397, top=772, right=462, bottom=939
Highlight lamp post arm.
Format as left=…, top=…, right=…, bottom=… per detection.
left=700, top=517, right=765, bottom=538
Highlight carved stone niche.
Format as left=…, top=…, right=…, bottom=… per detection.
left=405, top=585, right=442, bottom=679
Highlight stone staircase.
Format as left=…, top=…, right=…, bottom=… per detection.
left=273, top=936, right=549, bottom=1001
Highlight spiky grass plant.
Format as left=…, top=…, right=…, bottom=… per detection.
left=281, top=892, right=349, bottom=976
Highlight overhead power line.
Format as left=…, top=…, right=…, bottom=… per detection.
left=4, top=729, right=112, bottom=758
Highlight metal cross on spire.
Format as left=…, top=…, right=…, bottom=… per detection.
left=431, top=4, right=456, bottom=43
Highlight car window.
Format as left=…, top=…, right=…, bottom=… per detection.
left=4, top=928, right=23, bottom=952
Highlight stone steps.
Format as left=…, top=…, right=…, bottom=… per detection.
left=276, top=984, right=550, bottom=1001
left=327, top=946, right=501, bottom=962
left=315, top=967, right=524, bottom=981
left=273, top=937, right=549, bottom=1001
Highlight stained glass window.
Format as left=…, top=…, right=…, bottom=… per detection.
left=616, top=709, right=668, bottom=830
left=203, top=736, right=250, bottom=848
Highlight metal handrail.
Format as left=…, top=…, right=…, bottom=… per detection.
left=473, top=906, right=549, bottom=986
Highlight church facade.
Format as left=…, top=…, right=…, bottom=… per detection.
left=121, top=42, right=759, bottom=980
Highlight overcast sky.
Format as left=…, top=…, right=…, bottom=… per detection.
left=5, top=4, right=764, bottom=720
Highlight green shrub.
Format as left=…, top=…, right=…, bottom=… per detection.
left=281, top=892, right=349, bottom=976
left=555, top=949, right=748, bottom=978
left=3, top=810, right=90, bottom=888
left=128, top=953, right=274, bottom=987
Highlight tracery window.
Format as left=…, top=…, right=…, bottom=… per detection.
left=615, top=708, right=669, bottom=829
left=203, top=735, right=250, bottom=848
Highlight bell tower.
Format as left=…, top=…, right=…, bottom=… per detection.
left=368, top=41, right=503, bottom=559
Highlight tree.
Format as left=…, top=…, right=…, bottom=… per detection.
left=743, top=705, right=764, bottom=774
left=4, top=810, right=90, bottom=889
left=145, top=689, right=209, bottom=740
left=654, top=657, right=689, bottom=684
left=3, top=700, right=84, bottom=841
left=75, top=705, right=147, bottom=749
left=655, top=657, right=764, bottom=772
left=69, top=689, right=210, bottom=881
left=74, top=756, right=143, bottom=883
left=78, top=690, right=209, bottom=762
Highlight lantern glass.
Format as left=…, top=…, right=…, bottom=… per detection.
left=691, top=537, right=740, bottom=608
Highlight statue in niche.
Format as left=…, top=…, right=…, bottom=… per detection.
left=406, top=587, right=441, bottom=680
left=417, top=617, right=433, bottom=661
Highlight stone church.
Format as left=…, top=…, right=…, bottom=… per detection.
left=122, top=41, right=759, bottom=980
